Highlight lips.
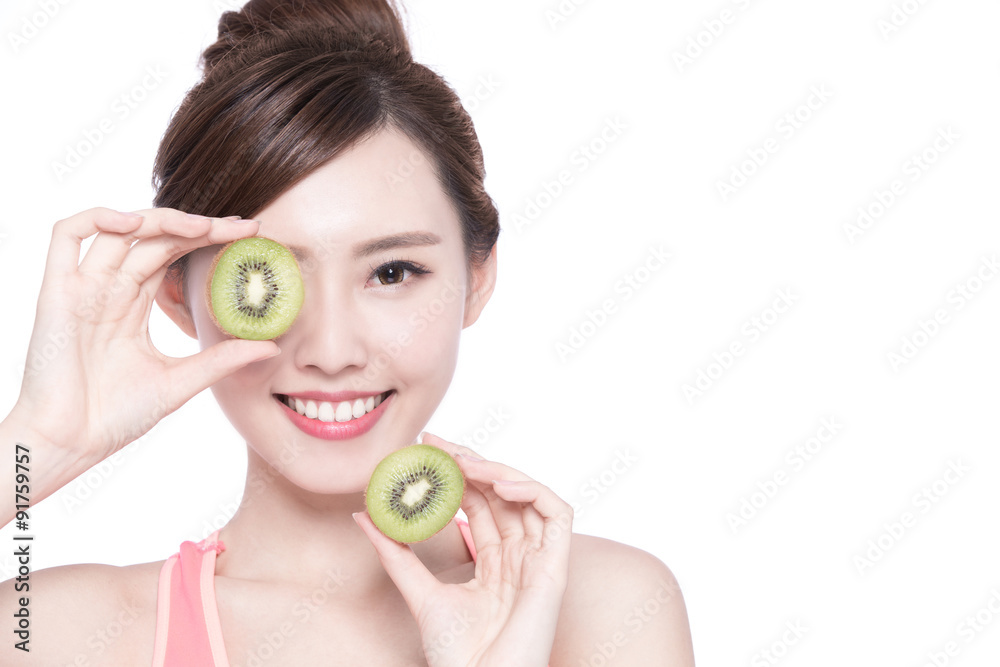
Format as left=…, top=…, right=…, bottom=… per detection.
left=274, top=390, right=393, bottom=441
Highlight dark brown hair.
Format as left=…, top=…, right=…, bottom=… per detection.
left=153, top=0, right=499, bottom=288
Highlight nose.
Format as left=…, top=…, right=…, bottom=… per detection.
left=287, top=279, right=369, bottom=379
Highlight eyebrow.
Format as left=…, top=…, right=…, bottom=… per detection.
left=286, top=231, right=442, bottom=262
left=352, top=231, right=442, bottom=259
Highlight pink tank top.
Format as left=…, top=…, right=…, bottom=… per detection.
left=152, top=521, right=478, bottom=666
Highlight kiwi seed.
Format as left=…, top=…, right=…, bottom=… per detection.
left=365, top=444, right=466, bottom=544
left=207, top=237, right=305, bottom=340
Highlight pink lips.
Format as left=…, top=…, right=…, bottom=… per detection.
left=276, top=391, right=392, bottom=441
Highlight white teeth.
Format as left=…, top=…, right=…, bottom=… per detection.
left=335, top=401, right=353, bottom=422
left=284, top=392, right=387, bottom=423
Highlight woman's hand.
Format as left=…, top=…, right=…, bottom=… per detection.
left=9, top=207, right=278, bottom=493
left=355, top=432, right=574, bottom=667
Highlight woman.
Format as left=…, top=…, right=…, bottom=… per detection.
left=1, top=0, right=694, bottom=663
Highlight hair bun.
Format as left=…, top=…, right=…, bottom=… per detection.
left=203, top=0, right=409, bottom=74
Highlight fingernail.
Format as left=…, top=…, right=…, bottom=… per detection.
left=186, top=213, right=211, bottom=221
left=457, top=452, right=485, bottom=462
left=416, top=431, right=427, bottom=443
left=222, top=215, right=242, bottom=221
left=492, top=479, right=518, bottom=485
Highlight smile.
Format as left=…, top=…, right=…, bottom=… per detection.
left=276, top=391, right=391, bottom=423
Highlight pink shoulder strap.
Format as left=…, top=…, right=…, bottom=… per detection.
left=151, top=522, right=527, bottom=665
left=152, top=531, right=230, bottom=666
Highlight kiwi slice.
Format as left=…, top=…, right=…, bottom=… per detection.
left=365, top=444, right=466, bottom=543
left=207, top=237, right=304, bottom=340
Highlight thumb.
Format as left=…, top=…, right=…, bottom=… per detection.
left=167, top=338, right=280, bottom=397
left=354, top=511, right=441, bottom=612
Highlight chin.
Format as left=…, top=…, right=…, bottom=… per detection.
left=245, top=431, right=399, bottom=497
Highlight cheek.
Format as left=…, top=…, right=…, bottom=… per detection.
left=191, top=299, right=224, bottom=350
left=194, top=308, right=274, bottom=419
left=371, top=279, right=466, bottom=386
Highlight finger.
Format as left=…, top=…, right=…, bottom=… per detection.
left=470, top=472, right=543, bottom=545
left=452, top=452, right=533, bottom=484
left=422, top=433, right=535, bottom=542
left=427, top=432, right=536, bottom=542
left=491, top=480, right=574, bottom=556
left=118, top=217, right=261, bottom=285
left=353, top=511, right=442, bottom=612
left=454, top=454, right=526, bottom=542
left=422, top=432, right=534, bottom=484
left=78, top=210, right=217, bottom=276
left=420, top=431, right=485, bottom=461
left=521, top=500, right=545, bottom=545
left=162, top=337, right=280, bottom=402
left=458, top=481, right=502, bottom=556
left=45, top=208, right=144, bottom=282
left=138, top=265, right=170, bottom=316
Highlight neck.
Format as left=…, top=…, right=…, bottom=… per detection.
left=212, top=447, right=470, bottom=593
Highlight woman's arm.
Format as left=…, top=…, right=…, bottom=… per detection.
left=1, top=407, right=90, bottom=528
left=2, top=207, right=279, bottom=528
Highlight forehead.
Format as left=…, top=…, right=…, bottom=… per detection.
left=251, top=128, right=461, bottom=256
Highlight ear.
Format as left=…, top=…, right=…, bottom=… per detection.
left=462, top=243, right=497, bottom=328
left=155, top=272, right=199, bottom=339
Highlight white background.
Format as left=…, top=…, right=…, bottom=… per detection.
left=2, top=1, right=1000, bottom=665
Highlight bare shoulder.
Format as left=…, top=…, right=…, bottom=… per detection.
left=551, top=533, right=695, bottom=666
left=0, top=558, right=165, bottom=666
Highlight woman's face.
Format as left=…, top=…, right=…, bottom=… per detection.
left=181, top=128, right=492, bottom=495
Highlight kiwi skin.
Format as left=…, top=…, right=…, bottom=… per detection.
left=365, top=444, right=466, bottom=544
left=206, top=237, right=305, bottom=341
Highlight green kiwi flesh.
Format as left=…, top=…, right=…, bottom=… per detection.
left=208, top=237, right=304, bottom=340
left=365, top=444, right=465, bottom=543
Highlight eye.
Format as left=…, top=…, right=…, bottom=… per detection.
left=369, top=260, right=430, bottom=287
